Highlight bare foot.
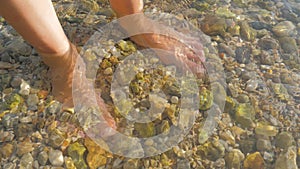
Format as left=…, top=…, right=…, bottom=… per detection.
left=118, top=13, right=206, bottom=77
left=40, top=42, right=77, bottom=108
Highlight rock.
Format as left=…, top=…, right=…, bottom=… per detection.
left=84, top=137, right=108, bottom=169
left=0, top=61, right=13, bottom=69
left=272, top=21, right=296, bottom=37
left=49, top=149, right=64, bottom=166
left=170, top=96, right=179, bottom=104
left=258, top=38, right=279, bottom=50
left=250, top=21, right=272, bottom=31
left=255, top=122, right=278, bottom=136
left=16, top=123, right=34, bottom=138
left=215, top=7, right=236, bottom=18
left=239, top=138, right=256, bottom=154
left=17, top=141, right=34, bottom=156
left=245, top=79, right=258, bottom=92
left=0, top=143, right=14, bottom=159
left=234, top=103, right=255, bottom=128
left=236, top=94, right=249, bottom=103
left=19, top=80, right=30, bottom=96
left=259, top=50, right=275, bottom=65
left=134, top=122, right=155, bottom=137
left=0, top=131, right=14, bottom=142
left=275, top=132, right=295, bottom=149
left=201, top=15, right=227, bottom=37
left=275, top=146, right=298, bottom=169
left=6, top=38, right=32, bottom=56
left=239, top=21, right=257, bottom=41
left=3, top=162, right=16, bottom=169
left=48, top=129, right=65, bottom=148
left=235, top=46, right=251, bottom=64
left=20, top=153, right=34, bottom=168
left=225, top=149, right=245, bottom=169
left=272, top=83, right=290, bottom=101
left=199, top=87, right=213, bottom=111
left=38, top=151, right=48, bottom=166
left=279, top=37, right=298, bottom=54
left=65, top=157, right=76, bottom=169
left=256, top=139, right=272, bottom=151
left=2, top=113, right=19, bottom=129
left=67, top=142, right=88, bottom=169
left=243, top=152, right=265, bottom=169
left=123, top=159, right=139, bottom=169
left=26, top=94, right=39, bottom=110
left=197, top=138, right=225, bottom=161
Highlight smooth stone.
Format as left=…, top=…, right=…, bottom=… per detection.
left=235, top=46, right=251, bottom=64
left=26, top=94, right=39, bottom=110
left=67, top=142, right=88, bottom=169
left=17, top=141, right=34, bottom=156
left=10, top=76, right=22, bottom=88
left=275, top=146, right=298, bottom=169
left=0, top=61, right=13, bottom=69
left=243, top=152, right=265, bottom=169
left=123, top=159, right=139, bottom=169
left=0, top=143, right=14, bottom=159
left=272, top=21, right=296, bottom=37
left=234, top=103, right=255, bottom=128
left=236, top=94, right=249, bottom=103
left=239, top=21, right=257, bottom=41
left=2, top=113, right=18, bottom=129
left=279, top=37, right=298, bottom=54
left=258, top=38, right=279, bottom=50
left=259, top=50, right=275, bottom=65
left=275, top=132, right=295, bottom=149
left=245, top=79, right=258, bottom=92
left=20, top=153, right=34, bottom=169
left=84, top=138, right=107, bottom=169
left=201, top=15, right=227, bottom=37
left=48, top=129, right=65, bottom=148
left=3, top=162, right=16, bottom=169
left=239, top=138, right=256, bottom=154
left=38, top=151, right=49, bottom=166
left=197, top=139, right=225, bottom=161
left=256, top=139, right=272, bottom=151
left=225, top=149, right=245, bottom=169
left=19, top=80, right=30, bottom=96
left=255, top=122, right=278, bottom=136
left=49, top=149, right=64, bottom=166
left=64, top=157, right=76, bottom=169
left=0, top=131, right=14, bottom=142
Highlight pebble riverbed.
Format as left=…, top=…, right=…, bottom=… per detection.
left=0, top=0, right=300, bottom=168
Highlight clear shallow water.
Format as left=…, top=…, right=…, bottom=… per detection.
left=0, top=0, right=299, bottom=168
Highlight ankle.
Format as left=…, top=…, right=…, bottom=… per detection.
left=39, top=42, right=73, bottom=68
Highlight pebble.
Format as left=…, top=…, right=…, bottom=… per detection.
left=0, top=131, right=15, bottom=142
left=275, top=132, right=295, bottom=149
left=225, top=149, right=245, bottom=169
left=49, top=149, right=64, bottom=166
left=38, top=151, right=49, bottom=166
left=10, top=76, right=22, bottom=87
left=0, top=143, right=14, bottom=159
left=48, top=129, right=65, bottom=148
left=243, top=152, right=265, bottom=169
left=17, top=141, right=34, bottom=156
left=256, top=139, right=272, bottom=151
left=26, top=94, right=39, bottom=110
left=0, top=61, right=13, bottom=69
left=234, top=103, right=255, bottom=128
left=19, top=80, right=30, bottom=96
left=275, top=146, right=298, bottom=169
left=255, top=122, right=278, bottom=136
left=20, top=153, right=34, bottom=168
left=272, top=21, right=296, bottom=37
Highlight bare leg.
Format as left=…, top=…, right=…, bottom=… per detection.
left=0, top=0, right=75, bottom=106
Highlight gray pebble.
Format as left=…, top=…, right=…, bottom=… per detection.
left=49, top=149, right=64, bottom=166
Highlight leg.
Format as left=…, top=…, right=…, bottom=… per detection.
left=0, top=0, right=75, bottom=105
